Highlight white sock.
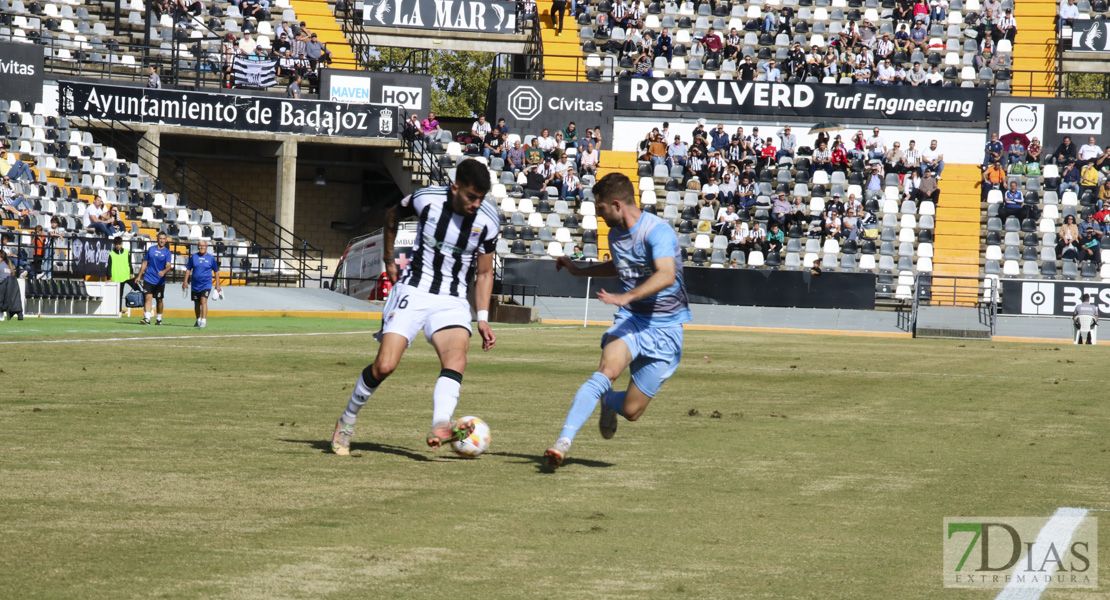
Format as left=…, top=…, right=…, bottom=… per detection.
left=342, top=370, right=382, bottom=424
left=144, top=311, right=151, bottom=320
left=155, top=314, right=162, bottom=322
left=432, top=369, right=462, bottom=426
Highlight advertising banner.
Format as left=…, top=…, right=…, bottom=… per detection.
left=361, top=0, right=517, bottom=33
left=1071, top=20, right=1110, bottom=52
left=491, top=79, right=614, bottom=150
left=993, top=97, right=1106, bottom=150
left=0, top=40, right=45, bottom=106
left=617, top=79, right=989, bottom=123
left=319, top=70, right=432, bottom=114
left=70, top=236, right=111, bottom=278
left=1001, top=279, right=1110, bottom=317
left=59, top=81, right=399, bottom=138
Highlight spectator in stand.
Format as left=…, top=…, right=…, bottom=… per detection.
left=995, top=8, right=1017, bottom=44
left=579, top=142, right=599, bottom=176
left=421, top=112, right=441, bottom=145
left=553, top=153, right=572, bottom=181
left=633, top=50, right=653, bottom=76
left=536, top=128, right=557, bottom=156
left=983, top=132, right=1004, bottom=165
left=506, top=140, right=526, bottom=175
left=462, top=115, right=490, bottom=147
left=305, top=34, right=331, bottom=68
left=904, top=62, right=926, bottom=86
left=718, top=173, right=737, bottom=205
left=915, top=139, right=943, bottom=179
left=866, top=127, right=886, bottom=161
left=1080, top=161, right=1101, bottom=199
left=759, top=137, right=777, bottom=174
left=765, top=223, right=785, bottom=254
left=875, top=33, right=894, bottom=61
left=1006, top=138, right=1026, bottom=167
left=853, top=61, right=872, bottom=84
left=702, top=28, right=723, bottom=63
left=1026, top=137, right=1043, bottom=164
left=1057, top=214, right=1080, bottom=259
left=525, top=137, right=544, bottom=166
left=771, top=193, right=791, bottom=227
left=715, top=204, right=740, bottom=235
left=982, top=159, right=1006, bottom=197
left=1079, top=136, right=1102, bottom=165
left=1082, top=229, right=1102, bottom=265
left=775, top=125, right=797, bottom=163
left=647, top=133, right=667, bottom=167
left=103, top=207, right=125, bottom=235
left=1097, top=182, right=1110, bottom=212
left=1000, top=180, right=1028, bottom=221
left=925, top=64, right=943, bottom=85
left=1079, top=211, right=1103, bottom=239
left=701, top=175, right=721, bottom=205
left=561, top=169, right=582, bottom=200
left=738, top=55, right=757, bottom=80
left=0, top=141, right=33, bottom=181
left=482, top=129, right=506, bottom=161
left=761, top=60, right=783, bottom=82
left=82, top=197, right=113, bottom=237
left=864, top=162, right=885, bottom=201
left=1060, top=159, right=1081, bottom=194
left=736, top=176, right=756, bottom=209
left=841, top=208, right=860, bottom=241
left=0, top=176, right=33, bottom=218
left=1055, top=136, right=1078, bottom=164
left=726, top=219, right=748, bottom=256
left=550, top=131, right=567, bottom=159
left=811, top=142, right=832, bottom=176
left=931, top=0, right=948, bottom=23
left=685, top=147, right=707, bottom=185
left=667, top=135, right=688, bottom=170
left=654, top=27, right=673, bottom=63
left=710, top=124, right=729, bottom=154
left=239, top=32, right=258, bottom=55
left=914, top=171, right=940, bottom=205
left=903, top=169, right=921, bottom=199
left=1060, top=0, right=1080, bottom=24
left=831, top=137, right=850, bottom=171
left=884, top=141, right=906, bottom=174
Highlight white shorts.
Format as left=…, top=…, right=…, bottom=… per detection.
left=380, top=283, right=473, bottom=345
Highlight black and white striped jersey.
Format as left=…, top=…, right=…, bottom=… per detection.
left=397, top=186, right=500, bottom=298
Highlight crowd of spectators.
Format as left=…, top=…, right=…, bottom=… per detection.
left=201, top=21, right=331, bottom=90
left=582, top=0, right=1016, bottom=85
left=636, top=119, right=944, bottom=265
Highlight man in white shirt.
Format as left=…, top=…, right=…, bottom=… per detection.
left=1078, top=136, right=1102, bottom=164
left=921, top=139, right=945, bottom=179
left=83, top=197, right=113, bottom=237
left=876, top=59, right=896, bottom=85
left=1059, top=0, right=1079, bottom=23
left=701, top=176, right=721, bottom=203
left=471, top=115, right=491, bottom=141
left=867, top=127, right=886, bottom=160
left=926, top=65, right=943, bottom=85
left=903, top=140, right=922, bottom=173
left=239, top=32, right=258, bottom=55
left=715, top=204, right=740, bottom=235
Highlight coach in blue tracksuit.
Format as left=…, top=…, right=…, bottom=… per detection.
left=182, top=239, right=221, bottom=329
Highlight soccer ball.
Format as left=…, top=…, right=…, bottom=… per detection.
left=451, top=416, right=491, bottom=458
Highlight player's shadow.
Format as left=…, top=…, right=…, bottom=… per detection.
left=280, top=438, right=436, bottom=462
left=484, top=450, right=615, bottom=473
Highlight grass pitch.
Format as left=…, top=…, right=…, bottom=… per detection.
left=1, top=317, right=1108, bottom=599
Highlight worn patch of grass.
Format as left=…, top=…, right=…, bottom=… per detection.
left=1, top=319, right=1107, bottom=599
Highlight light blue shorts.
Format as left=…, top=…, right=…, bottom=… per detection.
left=601, top=317, right=684, bottom=398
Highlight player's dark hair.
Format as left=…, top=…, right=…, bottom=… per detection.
left=1083, top=294, right=1091, bottom=302
left=454, top=159, right=492, bottom=196
left=593, top=173, right=636, bottom=206
left=113, top=236, right=123, bottom=244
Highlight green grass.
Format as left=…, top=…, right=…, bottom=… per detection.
left=1, top=318, right=1108, bottom=599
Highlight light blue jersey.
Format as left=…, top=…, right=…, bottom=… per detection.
left=608, top=211, right=691, bottom=327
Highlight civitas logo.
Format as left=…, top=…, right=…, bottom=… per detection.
left=508, top=86, right=542, bottom=121
left=0, top=59, right=36, bottom=76
left=1004, top=104, right=1041, bottom=135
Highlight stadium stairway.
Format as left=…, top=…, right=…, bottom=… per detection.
left=537, top=0, right=585, bottom=80
left=930, top=164, right=983, bottom=306
left=593, top=150, right=641, bottom=255
left=290, top=0, right=357, bottom=69
left=1011, top=0, right=1058, bottom=96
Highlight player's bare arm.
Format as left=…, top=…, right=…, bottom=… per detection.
left=597, top=256, right=675, bottom=307
left=137, top=260, right=148, bottom=282
left=555, top=256, right=618, bottom=278
left=474, top=252, right=496, bottom=352
left=381, top=202, right=415, bottom=283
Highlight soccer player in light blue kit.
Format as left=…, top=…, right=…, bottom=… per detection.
left=545, top=173, right=691, bottom=468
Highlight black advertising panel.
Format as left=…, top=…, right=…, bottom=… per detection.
left=58, top=81, right=399, bottom=139
left=1000, top=280, right=1110, bottom=317
left=502, top=258, right=875, bottom=309
left=491, top=79, right=614, bottom=150
left=319, top=70, right=433, bottom=115
left=361, top=0, right=517, bottom=33
left=993, top=97, right=1107, bottom=148
left=618, top=79, right=988, bottom=123
left=0, top=40, right=45, bottom=106
left=70, top=237, right=111, bottom=278
left=1070, top=20, right=1110, bottom=52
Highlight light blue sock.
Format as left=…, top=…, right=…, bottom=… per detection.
left=559, top=372, right=612, bottom=441
left=602, top=390, right=626, bottom=417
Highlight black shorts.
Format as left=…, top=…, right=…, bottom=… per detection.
left=145, top=282, right=165, bottom=300
left=191, top=289, right=211, bottom=302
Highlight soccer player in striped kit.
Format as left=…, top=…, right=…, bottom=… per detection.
left=332, top=159, right=500, bottom=455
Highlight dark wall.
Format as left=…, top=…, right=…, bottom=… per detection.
left=502, top=259, right=876, bottom=310
left=0, top=41, right=44, bottom=106
left=489, top=80, right=614, bottom=150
